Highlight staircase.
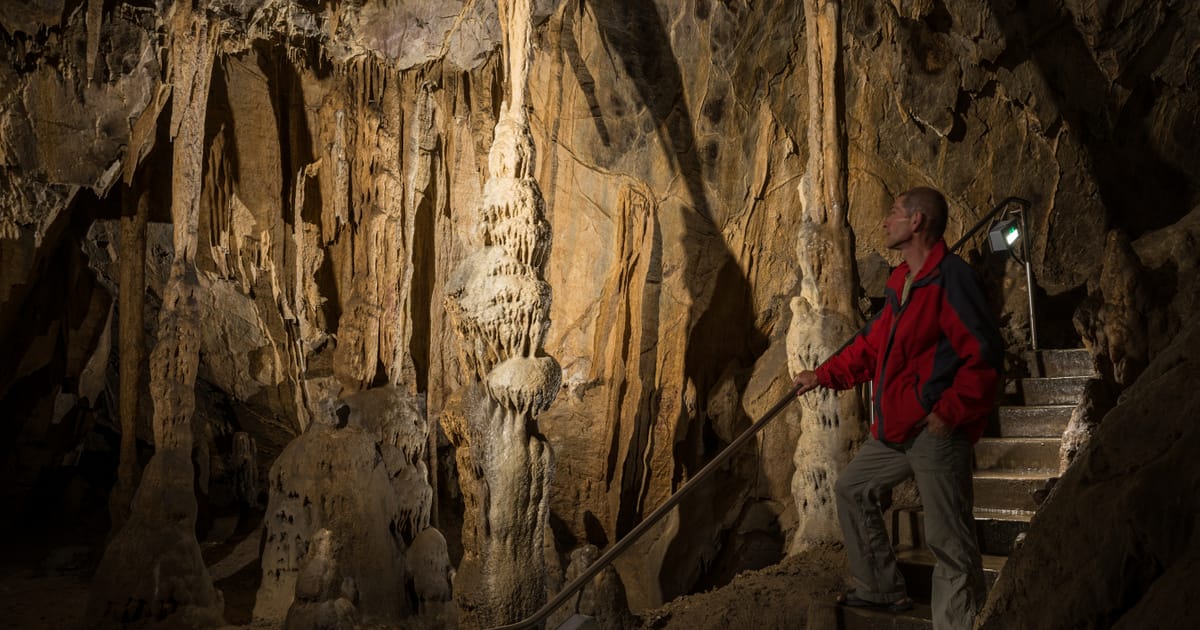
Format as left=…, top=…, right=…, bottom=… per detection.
left=810, top=348, right=1096, bottom=629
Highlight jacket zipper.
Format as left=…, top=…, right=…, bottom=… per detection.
left=878, top=293, right=909, bottom=445
left=878, top=270, right=938, bottom=444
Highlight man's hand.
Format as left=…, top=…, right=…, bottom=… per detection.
left=925, top=411, right=953, bottom=437
left=793, top=371, right=820, bottom=397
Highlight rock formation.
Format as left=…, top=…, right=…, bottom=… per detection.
left=255, top=386, right=438, bottom=626
left=282, top=528, right=359, bottom=630
left=85, top=4, right=224, bottom=627
left=442, top=0, right=561, bottom=624
left=786, top=0, right=866, bottom=552
left=108, top=167, right=149, bottom=532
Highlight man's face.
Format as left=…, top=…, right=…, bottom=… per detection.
left=882, top=197, right=918, bottom=250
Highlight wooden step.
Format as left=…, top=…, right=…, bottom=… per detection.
left=895, top=547, right=1006, bottom=602
left=973, top=508, right=1033, bottom=556
left=806, top=600, right=932, bottom=629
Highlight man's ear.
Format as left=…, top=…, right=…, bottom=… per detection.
left=911, top=211, right=926, bottom=233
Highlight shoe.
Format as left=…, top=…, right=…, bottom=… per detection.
left=835, top=591, right=915, bottom=613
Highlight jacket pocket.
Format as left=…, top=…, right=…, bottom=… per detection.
left=913, top=377, right=930, bottom=413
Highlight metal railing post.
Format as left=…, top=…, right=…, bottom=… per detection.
left=1018, top=207, right=1039, bottom=351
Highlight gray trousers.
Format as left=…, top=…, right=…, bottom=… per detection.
left=835, top=430, right=986, bottom=630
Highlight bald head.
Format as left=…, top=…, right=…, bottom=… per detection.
left=898, top=187, right=948, bottom=241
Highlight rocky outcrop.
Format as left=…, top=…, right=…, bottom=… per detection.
left=109, top=155, right=151, bottom=532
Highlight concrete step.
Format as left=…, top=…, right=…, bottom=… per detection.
left=995, top=405, right=1072, bottom=437
left=889, top=507, right=1033, bottom=557
left=1020, top=376, right=1090, bottom=406
left=806, top=600, right=932, bottom=630
left=896, top=547, right=1006, bottom=603
left=973, top=508, right=1033, bottom=556
left=973, top=471, right=1055, bottom=512
left=974, top=437, right=1060, bottom=472
left=1026, top=348, right=1096, bottom=378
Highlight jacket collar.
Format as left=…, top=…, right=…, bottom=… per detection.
left=897, top=238, right=948, bottom=282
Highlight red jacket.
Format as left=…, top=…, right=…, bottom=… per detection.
left=815, top=240, right=1003, bottom=444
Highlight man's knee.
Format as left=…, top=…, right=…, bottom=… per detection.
left=834, top=473, right=859, bottom=504
left=925, top=524, right=980, bottom=570
left=836, top=474, right=882, bottom=509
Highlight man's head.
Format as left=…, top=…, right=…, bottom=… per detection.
left=882, top=187, right=948, bottom=250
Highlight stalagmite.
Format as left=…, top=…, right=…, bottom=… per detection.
left=85, top=3, right=224, bottom=627
left=254, top=385, right=432, bottom=625
left=443, top=0, right=560, bottom=625
left=787, top=0, right=865, bottom=552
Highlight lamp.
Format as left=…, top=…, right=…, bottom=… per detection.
left=988, top=218, right=1021, bottom=253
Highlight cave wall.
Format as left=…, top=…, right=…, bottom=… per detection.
left=1, top=0, right=1198, bottom=624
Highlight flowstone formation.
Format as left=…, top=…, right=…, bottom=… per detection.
left=85, top=5, right=224, bottom=627
left=787, top=0, right=865, bottom=552
left=254, top=385, right=445, bottom=627
left=443, top=0, right=561, bottom=625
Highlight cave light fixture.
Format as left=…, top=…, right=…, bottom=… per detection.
left=952, top=196, right=1038, bottom=350
left=988, top=218, right=1022, bottom=252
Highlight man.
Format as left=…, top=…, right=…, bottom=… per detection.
left=793, top=187, right=1003, bottom=629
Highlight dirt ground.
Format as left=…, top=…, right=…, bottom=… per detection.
left=0, top=539, right=90, bottom=629
left=642, top=544, right=846, bottom=630
left=0, top=538, right=847, bottom=630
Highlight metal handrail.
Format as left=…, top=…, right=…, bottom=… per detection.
left=950, top=196, right=1030, bottom=253
left=490, top=381, right=808, bottom=630
left=492, top=195, right=1034, bottom=630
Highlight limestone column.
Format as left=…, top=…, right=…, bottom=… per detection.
left=787, top=0, right=865, bottom=552
left=108, top=168, right=148, bottom=532
left=86, top=4, right=223, bottom=627
left=443, top=0, right=561, bottom=625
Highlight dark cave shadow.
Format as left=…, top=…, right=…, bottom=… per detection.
left=982, top=1, right=1193, bottom=236
left=585, top=0, right=770, bottom=601
left=560, top=2, right=612, bottom=148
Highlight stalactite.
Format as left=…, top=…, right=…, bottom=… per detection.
left=787, top=0, right=865, bottom=553
left=85, top=0, right=103, bottom=85
left=395, top=79, right=438, bottom=389
left=443, top=0, right=560, bottom=625
left=289, top=160, right=322, bottom=432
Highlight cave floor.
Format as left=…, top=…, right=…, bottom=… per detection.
left=644, top=544, right=846, bottom=629
left=0, top=535, right=89, bottom=629
left=0, top=536, right=846, bottom=629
